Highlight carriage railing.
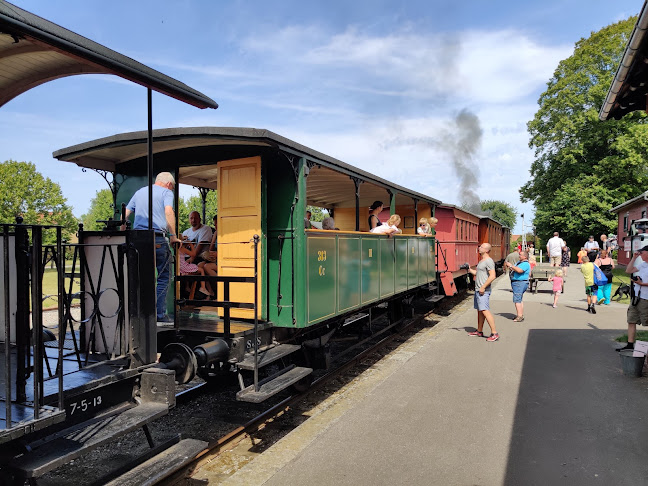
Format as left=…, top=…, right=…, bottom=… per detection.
left=175, top=235, right=260, bottom=390
left=0, top=223, right=131, bottom=433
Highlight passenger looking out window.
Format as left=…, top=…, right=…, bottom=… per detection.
left=370, top=214, right=402, bottom=236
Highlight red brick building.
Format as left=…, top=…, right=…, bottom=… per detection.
left=611, top=191, right=648, bottom=265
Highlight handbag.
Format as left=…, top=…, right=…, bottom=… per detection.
left=593, top=265, right=608, bottom=286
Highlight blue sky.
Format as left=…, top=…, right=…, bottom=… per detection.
left=1, top=0, right=644, bottom=234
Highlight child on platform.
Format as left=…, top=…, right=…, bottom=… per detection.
left=548, top=269, right=564, bottom=308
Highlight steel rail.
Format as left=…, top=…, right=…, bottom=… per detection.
left=163, top=306, right=438, bottom=485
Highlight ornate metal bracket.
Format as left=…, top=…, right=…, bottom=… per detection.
left=81, top=168, right=126, bottom=216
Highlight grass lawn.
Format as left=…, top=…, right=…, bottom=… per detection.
left=616, top=330, right=648, bottom=343
left=41, top=266, right=79, bottom=310
left=609, top=267, right=632, bottom=304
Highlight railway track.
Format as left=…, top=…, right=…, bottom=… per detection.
left=161, top=294, right=461, bottom=485
left=35, top=293, right=463, bottom=485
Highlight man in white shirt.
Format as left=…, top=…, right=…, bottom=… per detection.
left=617, top=246, right=648, bottom=352
left=180, top=211, right=213, bottom=263
left=546, top=232, right=565, bottom=267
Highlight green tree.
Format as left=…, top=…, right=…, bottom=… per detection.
left=479, top=200, right=517, bottom=228
left=306, top=205, right=328, bottom=222
left=520, top=17, right=646, bottom=251
left=0, top=160, right=77, bottom=242
left=81, top=189, right=115, bottom=231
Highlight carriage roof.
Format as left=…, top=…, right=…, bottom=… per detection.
left=53, top=126, right=442, bottom=207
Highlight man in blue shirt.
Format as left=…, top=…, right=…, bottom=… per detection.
left=505, top=250, right=531, bottom=322
left=123, top=172, right=180, bottom=322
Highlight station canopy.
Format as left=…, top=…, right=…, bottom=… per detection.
left=0, top=0, right=218, bottom=109
left=600, top=2, right=648, bottom=120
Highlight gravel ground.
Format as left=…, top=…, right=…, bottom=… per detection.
left=35, top=294, right=464, bottom=485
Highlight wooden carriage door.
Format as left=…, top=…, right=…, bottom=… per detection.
left=217, top=156, right=262, bottom=319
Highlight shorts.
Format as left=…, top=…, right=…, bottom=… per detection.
left=585, top=285, right=598, bottom=296
left=550, top=255, right=561, bottom=265
left=474, top=291, right=491, bottom=311
left=511, top=280, right=528, bottom=303
left=627, top=298, right=648, bottom=326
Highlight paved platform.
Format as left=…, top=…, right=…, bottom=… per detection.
left=218, top=266, right=648, bottom=485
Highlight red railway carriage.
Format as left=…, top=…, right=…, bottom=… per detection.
left=478, top=216, right=506, bottom=264
left=435, top=205, right=480, bottom=278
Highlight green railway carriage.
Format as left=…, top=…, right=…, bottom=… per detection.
left=55, top=127, right=441, bottom=331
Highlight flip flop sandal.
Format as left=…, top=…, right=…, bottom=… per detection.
left=513, top=316, right=525, bottom=322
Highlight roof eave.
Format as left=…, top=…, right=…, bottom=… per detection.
left=600, top=3, right=648, bottom=121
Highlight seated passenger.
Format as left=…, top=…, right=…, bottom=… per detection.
left=179, top=211, right=213, bottom=264
left=305, top=210, right=312, bottom=229
left=178, top=241, right=212, bottom=299
left=417, top=217, right=438, bottom=237
left=370, top=214, right=402, bottom=236
left=368, top=201, right=384, bottom=230
left=322, top=216, right=337, bottom=230
left=197, top=222, right=218, bottom=298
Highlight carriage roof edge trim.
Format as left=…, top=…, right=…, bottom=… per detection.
left=437, top=203, right=508, bottom=227
left=0, top=0, right=218, bottom=109
left=599, top=1, right=648, bottom=121
left=52, top=126, right=442, bottom=206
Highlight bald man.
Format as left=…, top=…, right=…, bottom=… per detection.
left=180, top=211, right=213, bottom=263
left=468, top=242, right=499, bottom=342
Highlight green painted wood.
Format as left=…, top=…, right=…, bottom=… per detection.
left=395, top=238, right=408, bottom=291
left=407, top=237, right=418, bottom=289
left=267, top=157, right=299, bottom=327
left=380, top=238, right=395, bottom=298
left=428, top=238, right=436, bottom=282
left=418, top=238, right=429, bottom=284
left=361, top=238, right=380, bottom=304
left=307, top=236, right=337, bottom=324
left=338, top=237, right=361, bottom=312
left=294, top=158, right=309, bottom=327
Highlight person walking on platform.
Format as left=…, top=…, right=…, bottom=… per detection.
left=561, top=245, right=571, bottom=277
left=617, top=246, right=648, bottom=352
left=549, top=269, right=564, bottom=308
left=468, top=243, right=499, bottom=341
left=546, top=232, right=565, bottom=267
left=580, top=255, right=598, bottom=313
left=595, top=249, right=614, bottom=305
left=505, top=250, right=531, bottom=322
left=577, top=247, right=587, bottom=264
left=123, top=172, right=180, bottom=323
left=584, top=235, right=599, bottom=262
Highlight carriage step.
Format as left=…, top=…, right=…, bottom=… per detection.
left=426, top=295, right=445, bottom=303
left=7, top=402, right=169, bottom=479
left=104, top=438, right=208, bottom=486
left=237, top=344, right=301, bottom=371
left=236, top=366, right=313, bottom=403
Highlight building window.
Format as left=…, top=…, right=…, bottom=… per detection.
left=643, top=210, right=646, bottom=219
left=624, top=214, right=629, bottom=232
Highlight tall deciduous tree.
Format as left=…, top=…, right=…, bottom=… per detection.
left=479, top=200, right=517, bottom=229
left=0, top=160, right=77, bottom=241
left=521, top=17, right=647, bottom=250
left=81, top=189, right=115, bottom=231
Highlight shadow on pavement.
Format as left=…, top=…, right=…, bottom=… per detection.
left=504, top=328, right=648, bottom=485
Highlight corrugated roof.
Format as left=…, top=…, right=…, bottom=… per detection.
left=0, top=0, right=218, bottom=109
